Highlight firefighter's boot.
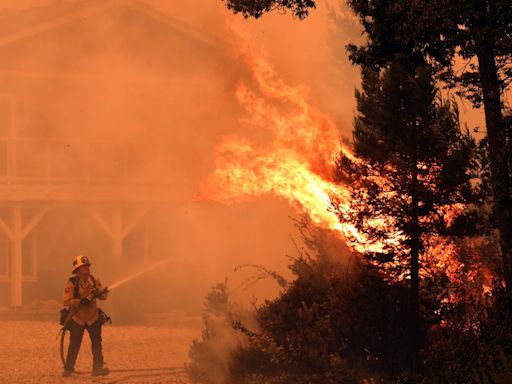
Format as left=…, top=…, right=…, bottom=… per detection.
left=92, top=367, right=109, bottom=376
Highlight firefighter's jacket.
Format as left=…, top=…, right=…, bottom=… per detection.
left=62, top=275, right=108, bottom=326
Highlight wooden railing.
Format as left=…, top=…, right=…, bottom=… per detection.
left=0, top=137, right=171, bottom=201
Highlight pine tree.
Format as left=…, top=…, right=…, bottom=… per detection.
left=222, top=0, right=512, bottom=294
left=346, top=0, right=512, bottom=291
left=336, top=60, right=475, bottom=373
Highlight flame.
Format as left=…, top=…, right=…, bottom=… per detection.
left=196, top=30, right=496, bottom=313
left=197, top=32, right=468, bottom=283
left=196, top=35, right=379, bottom=251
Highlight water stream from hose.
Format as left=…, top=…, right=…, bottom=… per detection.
left=107, top=258, right=174, bottom=291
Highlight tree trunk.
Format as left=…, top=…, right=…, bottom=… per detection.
left=409, top=153, right=421, bottom=374
left=476, top=40, right=512, bottom=291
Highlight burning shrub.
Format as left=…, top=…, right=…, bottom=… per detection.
left=188, top=220, right=512, bottom=383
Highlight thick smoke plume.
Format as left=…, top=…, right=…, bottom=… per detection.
left=0, top=0, right=359, bottom=318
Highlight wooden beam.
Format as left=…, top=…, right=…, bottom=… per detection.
left=10, top=207, right=22, bottom=307
left=122, top=208, right=148, bottom=237
left=21, top=208, right=49, bottom=239
left=89, top=210, right=114, bottom=238
left=125, top=0, right=223, bottom=48
left=0, top=216, right=13, bottom=239
left=112, top=208, right=123, bottom=260
left=0, top=0, right=222, bottom=50
left=0, top=1, right=119, bottom=48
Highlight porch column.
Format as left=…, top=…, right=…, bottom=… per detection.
left=89, top=207, right=148, bottom=261
left=0, top=206, right=48, bottom=307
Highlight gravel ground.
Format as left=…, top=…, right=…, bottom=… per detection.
left=0, top=320, right=199, bottom=384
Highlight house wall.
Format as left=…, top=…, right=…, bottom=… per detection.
left=0, top=3, right=243, bottom=310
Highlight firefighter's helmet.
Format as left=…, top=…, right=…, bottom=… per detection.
left=72, top=255, right=91, bottom=273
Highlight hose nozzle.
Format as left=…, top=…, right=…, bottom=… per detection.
left=92, top=286, right=109, bottom=299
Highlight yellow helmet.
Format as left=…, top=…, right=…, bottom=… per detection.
left=72, top=255, right=91, bottom=273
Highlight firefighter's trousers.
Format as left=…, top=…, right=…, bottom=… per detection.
left=64, top=318, right=104, bottom=371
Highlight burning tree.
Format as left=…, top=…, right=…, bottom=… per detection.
left=224, top=0, right=512, bottom=298
left=189, top=17, right=512, bottom=383
left=336, top=60, right=475, bottom=371
left=344, top=0, right=512, bottom=291
left=188, top=222, right=420, bottom=384
left=193, top=1, right=512, bottom=381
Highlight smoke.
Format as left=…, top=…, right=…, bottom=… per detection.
left=0, top=0, right=362, bottom=320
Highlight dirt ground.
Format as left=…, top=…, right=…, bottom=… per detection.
left=0, top=320, right=200, bottom=384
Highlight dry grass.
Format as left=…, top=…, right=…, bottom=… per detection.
left=0, top=320, right=199, bottom=383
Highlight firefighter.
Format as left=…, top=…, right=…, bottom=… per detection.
left=62, top=255, right=109, bottom=377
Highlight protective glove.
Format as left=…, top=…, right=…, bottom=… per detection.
left=80, top=298, right=90, bottom=306
left=94, top=287, right=109, bottom=299
left=70, top=299, right=80, bottom=308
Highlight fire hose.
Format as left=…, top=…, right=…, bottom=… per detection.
left=58, top=287, right=110, bottom=369
left=57, top=257, right=174, bottom=369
